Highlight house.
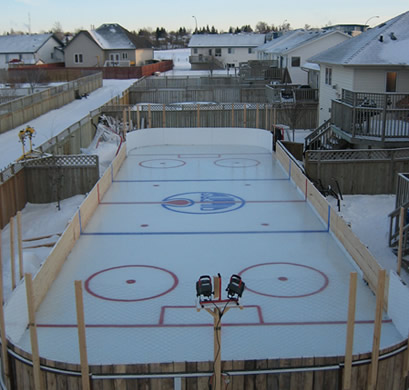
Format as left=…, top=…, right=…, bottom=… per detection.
left=305, top=10, right=409, bottom=150
left=64, top=24, right=153, bottom=67
left=308, top=11, right=409, bottom=128
left=255, top=29, right=350, bottom=85
left=188, top=33, right=265, bottom=70
left=0, top=34, right=64, bottom=69
left=321, top=24, right=367, bottom=37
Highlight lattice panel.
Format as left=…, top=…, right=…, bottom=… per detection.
left=307, top=148, right=409, bottom=162
left=24, top=155, right=98, bottom=167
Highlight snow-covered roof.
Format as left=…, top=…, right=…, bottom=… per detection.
left=88, top=24, right=152, bottom=50
left=308, top=11, right=409, bottom=66
left=0, top=34, right=56, bottom=54
left=302, top=62, right=320, bottom=71
left=188, top=34, right=265, bottom=48
left=256, top=29, right=348, bottom=55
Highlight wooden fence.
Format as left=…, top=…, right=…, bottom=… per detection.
left=305, top=147, right=409, bottom=194
left=103, top=102, right=318, bottom=131
left=0, top=73, right=103, bottom=133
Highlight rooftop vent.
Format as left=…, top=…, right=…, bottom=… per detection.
left=379, top=35, right=383, bottom=42
left=390, top=32, right=397, bottom=40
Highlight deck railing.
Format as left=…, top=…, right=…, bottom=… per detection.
left=331, top=90, right=409, bottom=140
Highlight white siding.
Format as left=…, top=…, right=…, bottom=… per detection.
left=354, top=68, right=409, bottom=92
left=134, top=48, right=154, bottom=66
left=318, top=65, right=354, bottom=123
left=191, top=47, right=258, bottom=67
left=36, top=37, right=62, bottom=64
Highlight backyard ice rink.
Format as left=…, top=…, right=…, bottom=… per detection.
left=6, top=128, right=405, bottom=365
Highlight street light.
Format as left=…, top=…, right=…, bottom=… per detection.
left=192, top=15, right=197, bottom=32
left=364, top=16, right=379, bottom=28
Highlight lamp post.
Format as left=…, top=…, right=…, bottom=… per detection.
left=364, top=16, right=379, bottom=29
left=192, top=15, right=197, bottom=33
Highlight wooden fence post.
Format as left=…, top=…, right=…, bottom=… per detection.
left=256, top=104, right=259, bottom=128
left=197, top=104, right=200, bottom=128
left=343, top=272, right=357, bottom=390
left=25, top=273, right=44, bottom=390
left=136, top=105, right=140, bottom=130
left=231, top=105, right=235, bottom=127
left=0, top=230, right=11, bottom=388
left=397, top=207, right=405, bottom=275
left=17, top=211, right=23, bottom=281
left=9, top=217, right=15, bottom=291
left=265, top=104, right=268, bottom=130
left=163, top=104, right=166, bottom=128
left=367, top=269, right=386, bottom=390
left=243, top=105, right=247, bottom=128
left=75, top=280, right=90, bottom=390
left=148, top=104, right=152, bottom=128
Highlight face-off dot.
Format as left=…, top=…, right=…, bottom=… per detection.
left=140, top=224, right=149, bottom=228
left=126, top=279, right=136, bottom=284
left=278, top=277, right=288, bottom=281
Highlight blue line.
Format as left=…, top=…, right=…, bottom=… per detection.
left=327, top=205, right=331, bottom=231
left=288, top=160, right=291, bottom=180
left=81, top=229, right=329, bottom=236
left=113, top=178, right=289, bottom=183
left=78, top=210, right=82, bottom=234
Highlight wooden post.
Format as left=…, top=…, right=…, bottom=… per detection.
left=0, top=230, right=11, bottom=388
left=197, top=104, right=201, bottom=128
left=17, top=211, right=23, bottom=281
left=122, top=108, right=126, bottom=138
left=397, top=207, right=405, bottom=275
left=344, top=272, right=357, bottom=390
left=243, top=105, right=247, bottom=128
left=136, top=105, right=140, bottom=130
left=9, top=217, right=15, bottom=291
left=213, top=275, right=220, bottom=300
left=148, top=104, right=152, bottom=128
left=367, top=269, right=386, bottom=390
left=265, top=104, right=268, bottom=130
left=25, top=273, right=43, bottom=390
left=231, top=105, right=235, bottom=127
left=75, top=281, right=90, bottom=390
left=270, top=106, right=273, bottom=130
left=128, top=106, right=132, bottom=131
left=256, top=104, right=259, bottom=128
left=162, top=104, right=166, bottom=128
left=273, top=107, right=277, bottom=129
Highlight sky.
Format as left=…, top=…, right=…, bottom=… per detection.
left=2, top=0, right=409, bottom=34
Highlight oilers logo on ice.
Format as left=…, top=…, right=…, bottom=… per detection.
left=162, top=192, right=245, bottom=214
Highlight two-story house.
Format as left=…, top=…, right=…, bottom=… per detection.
left=255, top=29, right=350, bottom=85
left=306, top=10, right=409, bottom=150
left=64, top=24, right=153, bottom=67
left=0, top=34, right=64, bottom=69
left=188, top=33, right=265, bottom=70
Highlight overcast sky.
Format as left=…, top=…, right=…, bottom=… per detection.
left=3, top=0, right=409, bottom=34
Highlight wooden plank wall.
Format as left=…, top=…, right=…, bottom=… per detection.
left=276, top=143, right=383, bottom=298
left=0, top=169, right=27, bottom=229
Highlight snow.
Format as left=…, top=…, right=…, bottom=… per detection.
left=0, top=78, right=136, bottom=170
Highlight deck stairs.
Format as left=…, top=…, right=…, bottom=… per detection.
left=304, top=120, right=348, bottom=152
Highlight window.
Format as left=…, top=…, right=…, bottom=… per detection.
left=325, top=67, right=332, bottom=85
left=74, top=53, right=83, bottom=64
left=228, top=48, right=235, bottom=54
left=386, top=72, right=397, bottom=92
left=208, top=49, right=212, bottom=56
left=248, top=48, right=253, bottom=54
left=122, top=52, right=128, bottom=59
left=291, top=56, right=300, bottom=67
left=193, top=48, right=198, bottom=54
left=215, top=48, right=222, bottom=57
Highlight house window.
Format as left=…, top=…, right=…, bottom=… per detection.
left=386, top=72, right=397, bottom=92
left=228, top=48, right=235, bottom=54
left=208, top=49, right=212, bottom=56
left=325, top=67, right=332, bottom=85
left=74, top=53, right=83, bottom=64
left=291, top=56, right=300, bottom=67
left=193, top=48, right=198, bottom=54
left=248, top=48, right=253, bottom=54
left=122, top=52, right=128, bottom=59
left=215, top=48, right=222, bottom=57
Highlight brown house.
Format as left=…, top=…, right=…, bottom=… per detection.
left=64, top=23, right=153, bottom=67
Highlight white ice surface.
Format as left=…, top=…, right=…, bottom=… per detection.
left=7, top=143, right=404, bottom=365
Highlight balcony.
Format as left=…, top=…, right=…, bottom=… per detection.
left=189, top=55, right=224, bottom=70
left=331, top=90, right=409, bottom=146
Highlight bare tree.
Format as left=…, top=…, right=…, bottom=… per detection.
left=280, top=101, right=307, bottom=141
